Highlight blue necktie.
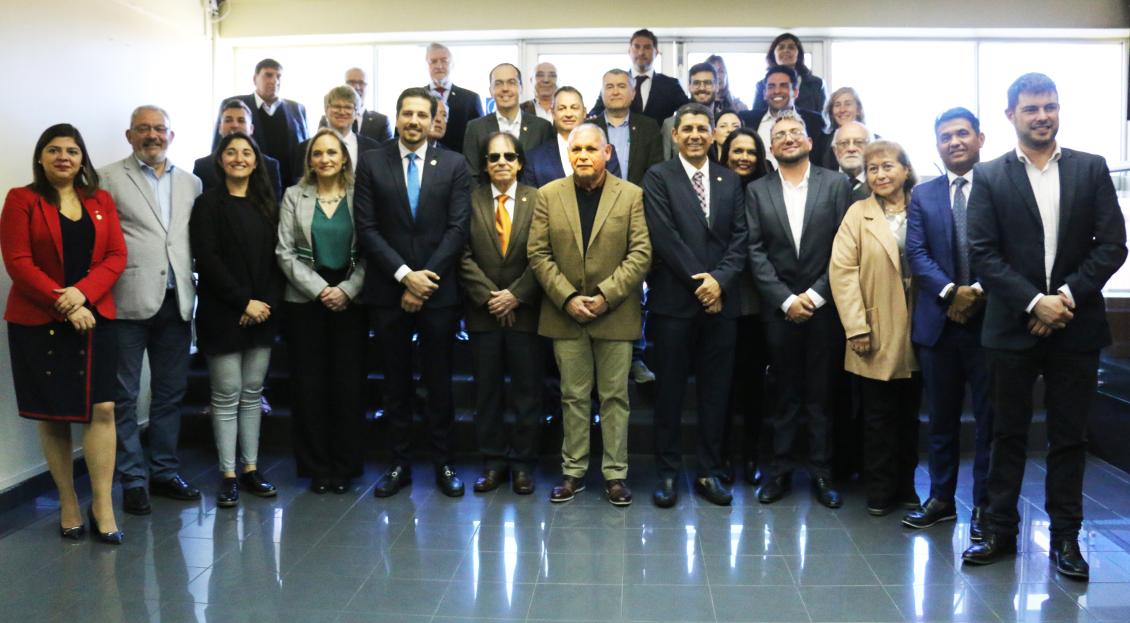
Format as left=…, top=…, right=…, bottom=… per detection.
left=406, top=153, right=420, bottom=219
left=952, top=177, right=970, bottom=285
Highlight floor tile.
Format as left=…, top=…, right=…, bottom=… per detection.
left=433, top=580, right=535, bottom=619
left=527, top=582, right=623, bottom=620
left=787, top=553, right=882, bottom=585
left=701, top=553, right=794, bottom=586
left=621, top=583, right=715, bottom=621
left=623, top=553, right=709, bottom=584
left=799, top=585, right=904, bottom=621
left=710, top=585, right=809, bottom=622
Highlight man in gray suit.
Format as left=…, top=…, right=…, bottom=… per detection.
left=463, top=63, right=554, bottom=183
left=99, top=105, right=203, bottom=515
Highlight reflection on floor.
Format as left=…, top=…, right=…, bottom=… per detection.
left=2, top=450, right=1129, bottom=622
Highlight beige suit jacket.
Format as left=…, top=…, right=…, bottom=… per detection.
left=829, top=196, right=918, bottom=381
left=527, top=174, right=651, bottom=340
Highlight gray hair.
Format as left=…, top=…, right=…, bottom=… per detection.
left=130, top=105, right=171, bottom=128
left=832, top=120, right=871, bottom=145
left=770, top=109, right=806, bottom=134
left=426, top=42, right=450, bottom=57
left=567, top=123, right=608, bottom=148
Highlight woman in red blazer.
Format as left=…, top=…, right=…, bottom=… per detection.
left=0, top=123, right=127, bottom=543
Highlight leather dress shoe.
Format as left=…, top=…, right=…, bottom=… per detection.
left=605, top=479, right=633, bottom=506
left=310, top=478, right=330, bottom=494
left=436, top=465, right=465, bottom=497
left=473, top=469, right=508, bottom=493
left=550, top=476, right=585, bottom=503
left=758, top=475, right=791, bottom=504
left=970, top=507, right=986, bottom=542
left=374, top=466, right=411, bottom=497
left=867, top=502, right=897, bottom=516
left=122, top=486, right=152, bottom=516
left=695, top=476, right=733, bottom=506
left=217, top=477, right=239, bottom=507
left=902, top=498, right=957, bottom=529
left=59, top=522, right=85, bottom=540
left=811, top=476, right=842, bottom=509
left=238, top=470, right=278, bottom=497
left=87, top=506, right=123, bottom=545
left=1050, top=539, right=1089, bottom=580
left=330, top=479, right=351, bottom=495
left=652, top=477, right=677, bottom=508
left=150, top=475, right=201, bottom=501
left=961, top=534, right=1017, bottom=565
left=744, top=461, right=762, bottom=486
left=512, top=470, right=535, bottom=495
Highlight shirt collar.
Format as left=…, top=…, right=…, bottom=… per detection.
left=1015, top=144, right=1062, bottom=167
left=630, top=67, right=655, bottom=81
left=496, top=109, right=521, bottom=127
left=398, top=141, right=428, bottom=161
left=135, top=157, right=174, bottom=175
left=781, top=161, right=811, bottom=190
left=604, top=111, right=630, bottom=128
left=677, top=153, right=709, bottom=179
left=432, top=78, right=452, bottom=90
left=946, top=169, right=973, bottom=187
left=491, top=183, right=515, bottom=200
left=253, top=92, right=278, bottom=110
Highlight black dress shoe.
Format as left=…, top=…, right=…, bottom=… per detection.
left=970, top=507, right=986, bottom=542
left=695, top=476, right=733, bottom=506
left=961, top=534, right=1017, bottom=566
left=374, top=466, right=411, bottom=498
left=652, top=477, right=677, bottom=508
left=122, top=486, right=152, bottom=516
left=238, top=470, right=278, bottom=497
left=150, top=475, right=202, bottom=501
left=1050, top=540, right=1089, bottom=580
left=867, top=498, right=897, bottom=516
left=330, top=479, right=351, bottom=495
left=550, top=476, right=585, bottom=502
left=902, top=498, right=957, bottom=529
left=59, top=523, right=85, bottom=540
left=217, top=477, right=239, bottom=508
left=436, top=465, right=465, bottom=497
left=757, top=475, right=791, bottom=504
left=310, top=478, right=330, bottom=494
left=512, top=471, right=535, bottom=495
left=744, top=461, right=762, bottom=486
left=811, top=476, right=842, bottom=509
left=87, top=506, right=123, bottom=545
left=473, top=469, right=508, bottom=493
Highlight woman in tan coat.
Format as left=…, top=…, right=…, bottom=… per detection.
left=830, top=140, right=923, bottom=516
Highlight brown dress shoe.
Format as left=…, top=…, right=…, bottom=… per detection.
left=473, top=469, right=508, bottom=493
left=550, top=476, right=585, bottom=503
left=512, top=470, right=535, bottom=495
left=605, top=479, right=633, bottom=506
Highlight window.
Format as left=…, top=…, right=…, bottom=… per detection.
left=374, top=43, right=519, bottom=117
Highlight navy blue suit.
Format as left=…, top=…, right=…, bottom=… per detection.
left=522, top=139, right=622, bottom=189
left=906, top=173, right=993, bottom=509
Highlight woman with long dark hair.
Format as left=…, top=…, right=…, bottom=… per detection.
left=189, top=132, right=283, bottom=508
left=0, top=124, right=127, bottom=543
left=721, top=128, right=771, bottom=187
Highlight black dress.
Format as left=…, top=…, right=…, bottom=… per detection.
left=8, top=207, right=118, bottom=422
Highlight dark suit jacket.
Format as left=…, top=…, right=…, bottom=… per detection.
left=753, top=70, right=828, bottom=116
left=968, top=148, right=1127, bottom=352
left=591, top=113, right=663, bottom=186
left=461, top=112, right=554, bottom=181
left=746, top=165, right=853, bottom=317
left=642, top=158, right=748, bottom=318
left=906, top=174, right=978, bottom=347
left=193, top=153, right=283, bottom=201
left=319, top=109, right=393, bottom=142
left=291, top=133, right=382, bottom=186
left=589, top=72, right=689, bottom=124
left=520, top=99, right=553, bottom=119
left=738, top=107, right=829, bottom=168
left=213, top=95, right=308, bottom=154
left=522, top=138, right=622, bottom=189
left=458, top=183, right=540, bottom=333
left=434, top=84, right=484, bottom=155
left=353, top=141, right=471, bottom=308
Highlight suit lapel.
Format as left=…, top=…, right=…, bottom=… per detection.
left=799, top=166, right=823, bottom=254
left=588, top=177, right=622, bottom=251
left=385, top=147, right=413, bottom=222
left=122, top=160, right=164, bottom=230
left=675, top=161, right=712, bottom=233
left=298, top=186, right=317, bottom=247
left=862, top=200, right=902, bottom=273
left=36, top=195, right=64, bottom=265
left=477, top=186, right=505, bottom=258
left=767, top=172, right=798, bottom=254
left=557, top=179, right=586, bottom=256
left=1055, top=149, right=1075, bottom=254
left=1004, top=152, right=1043, bottom=229
left=506, top=186, right=535, bottom=261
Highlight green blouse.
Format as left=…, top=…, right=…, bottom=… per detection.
left=311, top=197, right=352, bottom=270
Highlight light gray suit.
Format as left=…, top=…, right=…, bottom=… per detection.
left=276, top=183, right=367, bottom=303
left=98, top=155, right=203, bottom=491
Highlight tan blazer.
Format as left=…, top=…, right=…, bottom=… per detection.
left=458, top=183, right=541, bottom=333
left=527, top=174, right=651, bottom=340
left=829, top=196, right=918, bottom=381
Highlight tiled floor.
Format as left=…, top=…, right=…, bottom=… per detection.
left=2, top=450, right=1130, bottom=622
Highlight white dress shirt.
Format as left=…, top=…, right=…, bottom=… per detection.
left=393, top=141, right=430, bottom=282
left=342, top=132, right=359, bottom=172
left=778, top=162, right=826, bottom=313
left=496, top=110, right=522, bottom=139
left=532, top=101, right=554, bottom=123
left=1015, top=145, right=1072, bottom=312
left=630, top=67, right=655, bottom=109
left=254, top=92, right=281, bottom=116
left=938, top=169, right=982, bottom=299
left=491, top=183, right=514, bottom=220
left=677, top=153, right=710, bottom=219
left=556, top=134, right=572, bottom=177
left=429, top=78, right=452, bottom=104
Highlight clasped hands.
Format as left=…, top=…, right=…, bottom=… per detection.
left=1028, top=291, right=1074, bottom=337
left=945, top=285, right=984, bottom=324
left=54, top=287, right=95, bottom=333
left=565, top=293, right=608, bottom=324
left=785, top=292, right=817, bottom=323
left=487, top=289, right=519, bottom=328
left=401, top=269, right=441, bottom=313
left=240, top=299, right=271, bottom=327
left=319, top=286, right=350, bottom=312
left=692, top=273, right=723, bottom=314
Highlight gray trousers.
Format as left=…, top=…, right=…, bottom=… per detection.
left=206, top=346, right=271, bottom=472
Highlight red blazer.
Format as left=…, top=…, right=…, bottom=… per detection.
left=1, top=186, right=127, bottom=325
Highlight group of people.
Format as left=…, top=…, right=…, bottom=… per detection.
left=1, top=29, right=1124, bottom=584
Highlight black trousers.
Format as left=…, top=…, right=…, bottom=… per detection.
left=725, top=314, right=769, bottom=468
left=372, top=305, right=459, bottom=467
left=858, top=374, right=922, bottom=507
left=985, top=346, right=1097, bottom=541
left=651, top=312, right=736, bottom=479
left=762, top=309, right=839, bottom=478
left=470, top=327, right=544, bottom=471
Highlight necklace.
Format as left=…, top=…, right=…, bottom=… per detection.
left=317, top=191, right=344, bottom=205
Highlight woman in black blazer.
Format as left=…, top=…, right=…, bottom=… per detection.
left=189, top=132, right=283, bottom=508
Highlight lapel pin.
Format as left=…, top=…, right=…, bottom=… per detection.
left=522, top=126, right=528, bottom=131
left=716, top=177, right=722, bottom=182
left=430, top=160, right=437, bottom=166
left=95, top=213, right=103, bottom=220
left=521, top=196, right=527, bottom=202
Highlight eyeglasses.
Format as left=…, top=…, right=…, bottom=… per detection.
left=835, top=138, right=868, bottom=149
left=492, top=79, right=520, bottom=88
left=487, top=152, right=518, bottom=163
left=328, top=104, right=356, bottom=112
left=132, top=124, right=168, bottom=135
left=771, top=128, right=806, bottom=141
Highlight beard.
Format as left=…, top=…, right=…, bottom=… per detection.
left=776, top=150, right=810, bottom=165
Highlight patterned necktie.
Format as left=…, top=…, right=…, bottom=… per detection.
left=406, top=153, right=420, bottom=219
left=692, top=171, right=708, bottom=220
left=631, top=74, right=648, bottom=112
left=495, top=194, right=511, bottom=255
left=434, top=84, right=446, bottom=97
left=952, top=177, right=970, bottom=284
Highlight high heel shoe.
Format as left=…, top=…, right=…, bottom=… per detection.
left=87, top=506, right=123, bottom=545
left=59, top=523, right=86, bottom=540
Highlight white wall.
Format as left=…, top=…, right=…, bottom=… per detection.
left=0, top=0, right=212, bottom=492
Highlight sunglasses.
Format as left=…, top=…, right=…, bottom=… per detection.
left=487, top=152, right=519, bottom=163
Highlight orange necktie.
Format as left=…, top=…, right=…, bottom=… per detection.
left=495, top=194, right=511, bottom=255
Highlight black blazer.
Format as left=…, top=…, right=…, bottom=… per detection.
left=968, top=148, right=1127, bottom=351
left=319, top=109, right=393, bottom=143
left=353, top=141, right=472, bottom=308
left=591, top=113, right=663, bottom=186
left=213, top=95, right=308, bottom=153
left=522, top=139, right=623, bottom=189
left=589, top=72, right=689, bottom=125
left=745, top=165, right=852, bottom=316
left=192, top=153, right=283, bottom=202
left=434, top=84, right=484, bottom=155
left=188, top=188, right=283, bottom=356
left=290, top=133, right=382, bottom=186
left=462, top=112, right=555, bottom=180
left=642, top=158, right=748, bottom=318
left=738, top=107, right=829, bottom=168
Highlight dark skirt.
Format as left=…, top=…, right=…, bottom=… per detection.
left=8, top=317, right=118, bottom=423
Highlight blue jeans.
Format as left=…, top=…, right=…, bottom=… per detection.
left=114, top=290, right=192, bottom=488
